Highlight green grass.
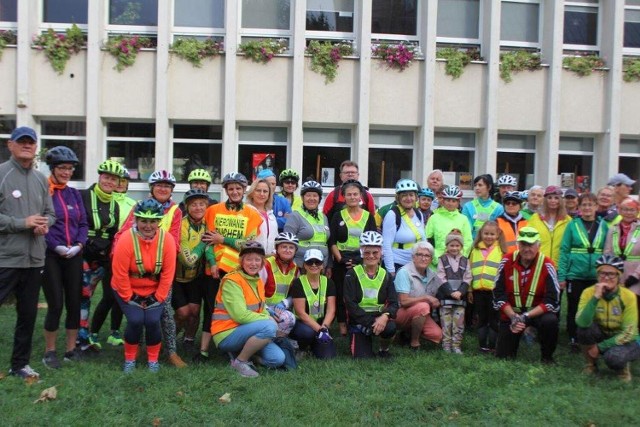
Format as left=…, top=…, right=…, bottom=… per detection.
left=1, top=292, right=637, bottom=426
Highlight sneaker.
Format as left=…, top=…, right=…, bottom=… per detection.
left=230, top=358, right=259, bottom=378
left=168, top=353, right=187, bottom=368
left=452, top=348, right=464, bottom=355
left=148, top=361, right=160, bottom=373
left=9, top=365, right=40, bottom=380
left=63, top=348, right=83, bottom=363
left=89, top=333, right=102, bottom=349
left=182, top=338, right=196, bottom=354
left=123, top=360, right=136, bottom=374
left=377, top=349, right=393, bottom=359
left=442, top=346, right=452, bottom=353
left=107, top=331, right=124, bottom=346
left=42, top=351, right=61, bottom=369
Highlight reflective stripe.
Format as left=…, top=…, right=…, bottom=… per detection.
left=353, top=264, right=385, bottom=312
left=472, top=273, right=496, bottom=282
left=88, top=189, right=116, bottom=239
left=299, top=275, right=327, bottom=320
left=570, top=219, right=606, bottom=255
left=298, top=210, right=327, bottom=247
left=470, top=244, right=504, bottom=291
left=131, top=228, right=165, bottom=277
left=211, top=271, right=266, bottom=336
left=337, top=209, right=369, bottom=252
left=212, top=313, right=231, bottom=320
left=471, top=260, right=501, bottom=269
left=265, top=257, right=297, bottom=305
left=512, top=251, right=545, bottom=310
left=471, top=199, right=500, bottom=231
left=613, top=226, right=640, bottom=260
left=159, top=204, right=179, bottom=232
left=392, top=241, right=416, bottom=249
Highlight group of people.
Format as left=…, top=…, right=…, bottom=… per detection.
left=1, top=126, right=639, bottom=382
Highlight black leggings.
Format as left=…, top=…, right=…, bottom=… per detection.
left=91, top=262, right=123, bottom=333
left=473, top=290, right=498, bottom=349
left=566, top=279, right=594, bottom=339
left=43, top=253, right=83, bottom=331
left=201, top=275, right=221, bottom=332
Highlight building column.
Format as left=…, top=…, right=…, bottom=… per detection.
left=154, top=0, right=171, bottom=171
left=289, top=0, right=306, bottom=174
left=222, top=0, right=239, bottom=176
left=355, top=0, right=372, bottom=186
left=84, top=0, right=104, bottom=184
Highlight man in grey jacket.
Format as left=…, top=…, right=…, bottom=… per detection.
left=0, top=126, right=55, bottom=380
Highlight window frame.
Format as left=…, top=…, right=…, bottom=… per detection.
left=171, top=123, right=223, bottom=185
left=563, top=0, right=600, bottom=53
left=371, top=0, right=420, bottom=43
left=302, top=127, right=352, bottom=186
left=171, top=0, right=225, bottom=42
left=500, top=0, right=542, bottom=50
left=39, top=119, right=87, bottom=184
left=105, top=121, right=156, bottom=185
left=367, top=129, right=415, bottom=190
left=497, top=133, right=537, bottom=190
left=305, top=0, right=356, bottom=42
left=557, top=135, right=595, bottom=186
left=106, top=0, right=159, bottom=36
left=624, top=1, right=640, bottom=55
left=433, top=131, right=477, bottom=191
left=239, top=0, right=293, bottom=43
left=40, top=0, right=89, bottom=32
left=0, top=0, right=17, bottom=30
left=436, top=0, right=482, bottom=47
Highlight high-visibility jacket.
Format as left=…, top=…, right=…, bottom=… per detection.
left=469, top=243, right=504, bottom=291
left=299, top=275, right=328, bottom=320
left=296, top=209, right=328, bottom=248
left=211, top=270, right=266, bottom=336
left=557, top=217, right=608, bottom=282
left=336, top=209, right=369, bottom=252
left=265, top=256, right=297, bottom=305
left=353, top=264, right=386, bottom=312
left=496, top=215, right=528, bottom=254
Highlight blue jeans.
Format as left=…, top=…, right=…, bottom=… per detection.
left=115, top=293, right=164, bottom=345
left=290, top=321, right=317, bottom=348
left=217, top=320, right=285, bottom=368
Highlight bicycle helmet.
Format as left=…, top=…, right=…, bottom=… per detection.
left=497, top=174, right=517, bottom=187
left=274, top=231, right=299, bottom=248
left=418, top=188, right=435, bottom=199
left=503, top=191, right=522, bottom=204
left=300, top=180, right=323, bottom=196
left=595, top=254, right=624, bottom=273
left=45, top=146, right=79, bottom=167
left=360, top=231, right=383, bottom=247
left=121, top=167, right=131, bottom=180
left=133, top=198, right=164, bottom=219
left=239, top=241, right=266, bottom=257
left=97, top=159, right=124, bottom=177
left=221, top=172, right=248, bottom=188
left=188, top=168, right=212, bottom=184
left=395, top=179, right=419, bottom=194
left=148, top=170, right=176, bottom=187
left=183, top=189, right=209, bottom=204
left=442, top=185, right=462, bottom=199
left=341, top=179, right=364, bottom=196
left=520, top=190, right=529, bottom=201
left=279, top=168, right=300, bottom=183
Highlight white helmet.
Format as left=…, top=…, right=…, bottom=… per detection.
left=497, top=174, right=517, bottom=187
left=442, top=185, right=462, bottom=199
left=148, top=170, right=176, bottom=187
left=360, top=231, right=383, bottom=247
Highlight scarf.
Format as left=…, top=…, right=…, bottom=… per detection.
left=225, top=200, right=243, bottom=212
left=94, top=183, right=113, bottom=203
left=48, top=175, right=67, bottom=195
left=303, top=207, right=320, bottom=220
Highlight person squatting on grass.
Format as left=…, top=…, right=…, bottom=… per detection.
left=576, top=254, right=640, bottom=382
left=344, top=231, right=398, bottom=359
left=436, top=231, right=472, bottom=354
left=0, top=126, right=56, bottom=381
left=393, top=241, right=443, bottom=350
left=42, top=146, right=88, bottom=368
left=211, top=242, right=285, bottom=378
left=111, top=199, right=177, bottom=373
left=493, top=227, right=560, bottom=363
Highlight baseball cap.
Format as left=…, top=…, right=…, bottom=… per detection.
left=257, top=169, right=276, bottom=179
left=544, top=185, right=562, bottom=197
left=607, top=173, right=636, bottom=187
left=517, top=226, right=540, bottom=244
left=10, top=126, right=38, bottom=142
left=564, top=188, right=579, bottom=198
left=304, top=249, right=324, bottom=263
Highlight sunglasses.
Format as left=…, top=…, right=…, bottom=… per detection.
left=305, top=259, right=323, bottom=266
left=518, top=231, right=539, bottom=238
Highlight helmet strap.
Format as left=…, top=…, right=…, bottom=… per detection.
left=225, top=200, right=243, bottom=211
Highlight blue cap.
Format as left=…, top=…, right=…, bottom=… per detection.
left=257, top=169, right=276, bottom=179
left=10, top=126, right=38, bottom=142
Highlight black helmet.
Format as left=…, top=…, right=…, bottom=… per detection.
left=45, top=146, right=79, bottom=167
left=239, top=241, right=266, bottom=257
left=340, top=179, right=364, bottom=196
left=300, top=180, right=323, bottom=196
left=183, top=189, right=209, bottom=204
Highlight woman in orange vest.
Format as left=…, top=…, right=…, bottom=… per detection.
left=111, top=199, right=177, bottom=373
left=211, top=242, right=284, bottom=377
left=496, top=191, right=528, bottom=254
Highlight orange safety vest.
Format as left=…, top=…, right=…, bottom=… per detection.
left=497, top=216, right=528, bottom=254
left=210, top=271, right=265, bottom=336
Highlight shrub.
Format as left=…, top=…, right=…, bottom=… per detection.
left=105, top=35, right=154, bottom=72
left=238, top=38, right=288, bottom=63
left=307, top=40, right=354, bottom=83
left=499, top=51, right=542, bottom=83
left=562, top=55, right=605, bottom=77
left=171, top=38, right=224, bottom=68
left=32, top=24, right=86, bottom=74
left=371, top=41, right=421, bottom=71
left=436, top=47, right=481, bottom=79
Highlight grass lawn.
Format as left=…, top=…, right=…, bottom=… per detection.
left=1, top=292, right=638, bottom=426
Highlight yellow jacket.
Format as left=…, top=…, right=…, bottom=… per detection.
left=527, top=213, right=571, bottom=267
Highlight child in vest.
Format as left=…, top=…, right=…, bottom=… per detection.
left=468, top=221, right=506, bottom=353
left=436, top=232, right=472, bottom=354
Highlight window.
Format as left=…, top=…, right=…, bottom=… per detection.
left=368, top=130, right=414, bottom=189
left=564, top=1, right=599, bottom=51
left=433, top=132, right=476, bottom=188
left=238, top=126, right=288, bottom=182
left=437, top=0, right=480, bottom=45
left=172, top=124, right=222, bottom=184
left=108, top=0, right=158, bottom=34
left=497, top=134, right=536, bottom=190
left=241, top=0, right=292, bottom=42
left=371, top=0, right=418, bottom=41
left=558, top=136, right=594, bottom=192
left=40, top=121, right=86, bottom=181
left=106, top=122, right=155, bottom=182
left=500, top=0, right=540, bottom=48
left=43, top=0, right=88, bottom=26
left=625, top=0, right=640, bottom=52
left=619, top=138, right=640, bottom=193
left=306, top=0, right=355, bottom=40
left=0, top=116, right=16, bottom=163
left=303, top=128, right=351, bottom=186
left=173, top=0, right=224, bottom=39
left=0, top=0, right=17, bottom=26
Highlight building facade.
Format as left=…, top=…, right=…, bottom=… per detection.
left=0, top=0, right=639, bottom=202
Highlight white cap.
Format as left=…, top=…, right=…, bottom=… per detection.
left=304, top=249, right=324, bottom=262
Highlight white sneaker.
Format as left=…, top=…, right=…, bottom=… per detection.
left=230, top=358, right=259, bottom=378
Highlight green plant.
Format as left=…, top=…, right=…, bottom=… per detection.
left=623, top=57, right=640, bottom=82
left=436, top=47, right=481, bottom=79
left=32, top=24, right=86, bottom=74
left=306, top=40, right=354, bottom=83
left=562, top=55, right=605, bottom=77
left=499, top=51, right=542, bottom=83
left=0, top=30, right=17, bottom=60
left=238, top=38, right=288, bottom=63
left=105, top=35, right=154, bottom=71
left=371, top=41, right=421, bottom=71
left=170, top=38, right=224, bottom=68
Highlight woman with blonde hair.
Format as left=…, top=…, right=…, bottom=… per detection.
left=527, top=186, right=570, bottom=266
left=246, top=178, right=277, bottom=255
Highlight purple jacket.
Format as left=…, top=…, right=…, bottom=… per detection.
left=45, top=185, right=89, bottom=253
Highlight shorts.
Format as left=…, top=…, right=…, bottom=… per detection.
left=172, top=275, right=206, bottom=310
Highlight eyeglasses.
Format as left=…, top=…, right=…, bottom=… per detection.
left=56, top=166, right=75, bottom=172
left=363, top=250, right=381, bottom=257
left=597, top=271, right=618, bottom=279
left=504, top=201, right=520, bottom=206
left=305, top=260, right=323, bottom=266
left=341, top=170, right=358, bottom=176
left=414, top=253, right=432, bottom=259
left=619, top=207, right=638, bottom=213
left=518, top=231, right=539, bottom=238
left=282, top=180, right=297, bottom=185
